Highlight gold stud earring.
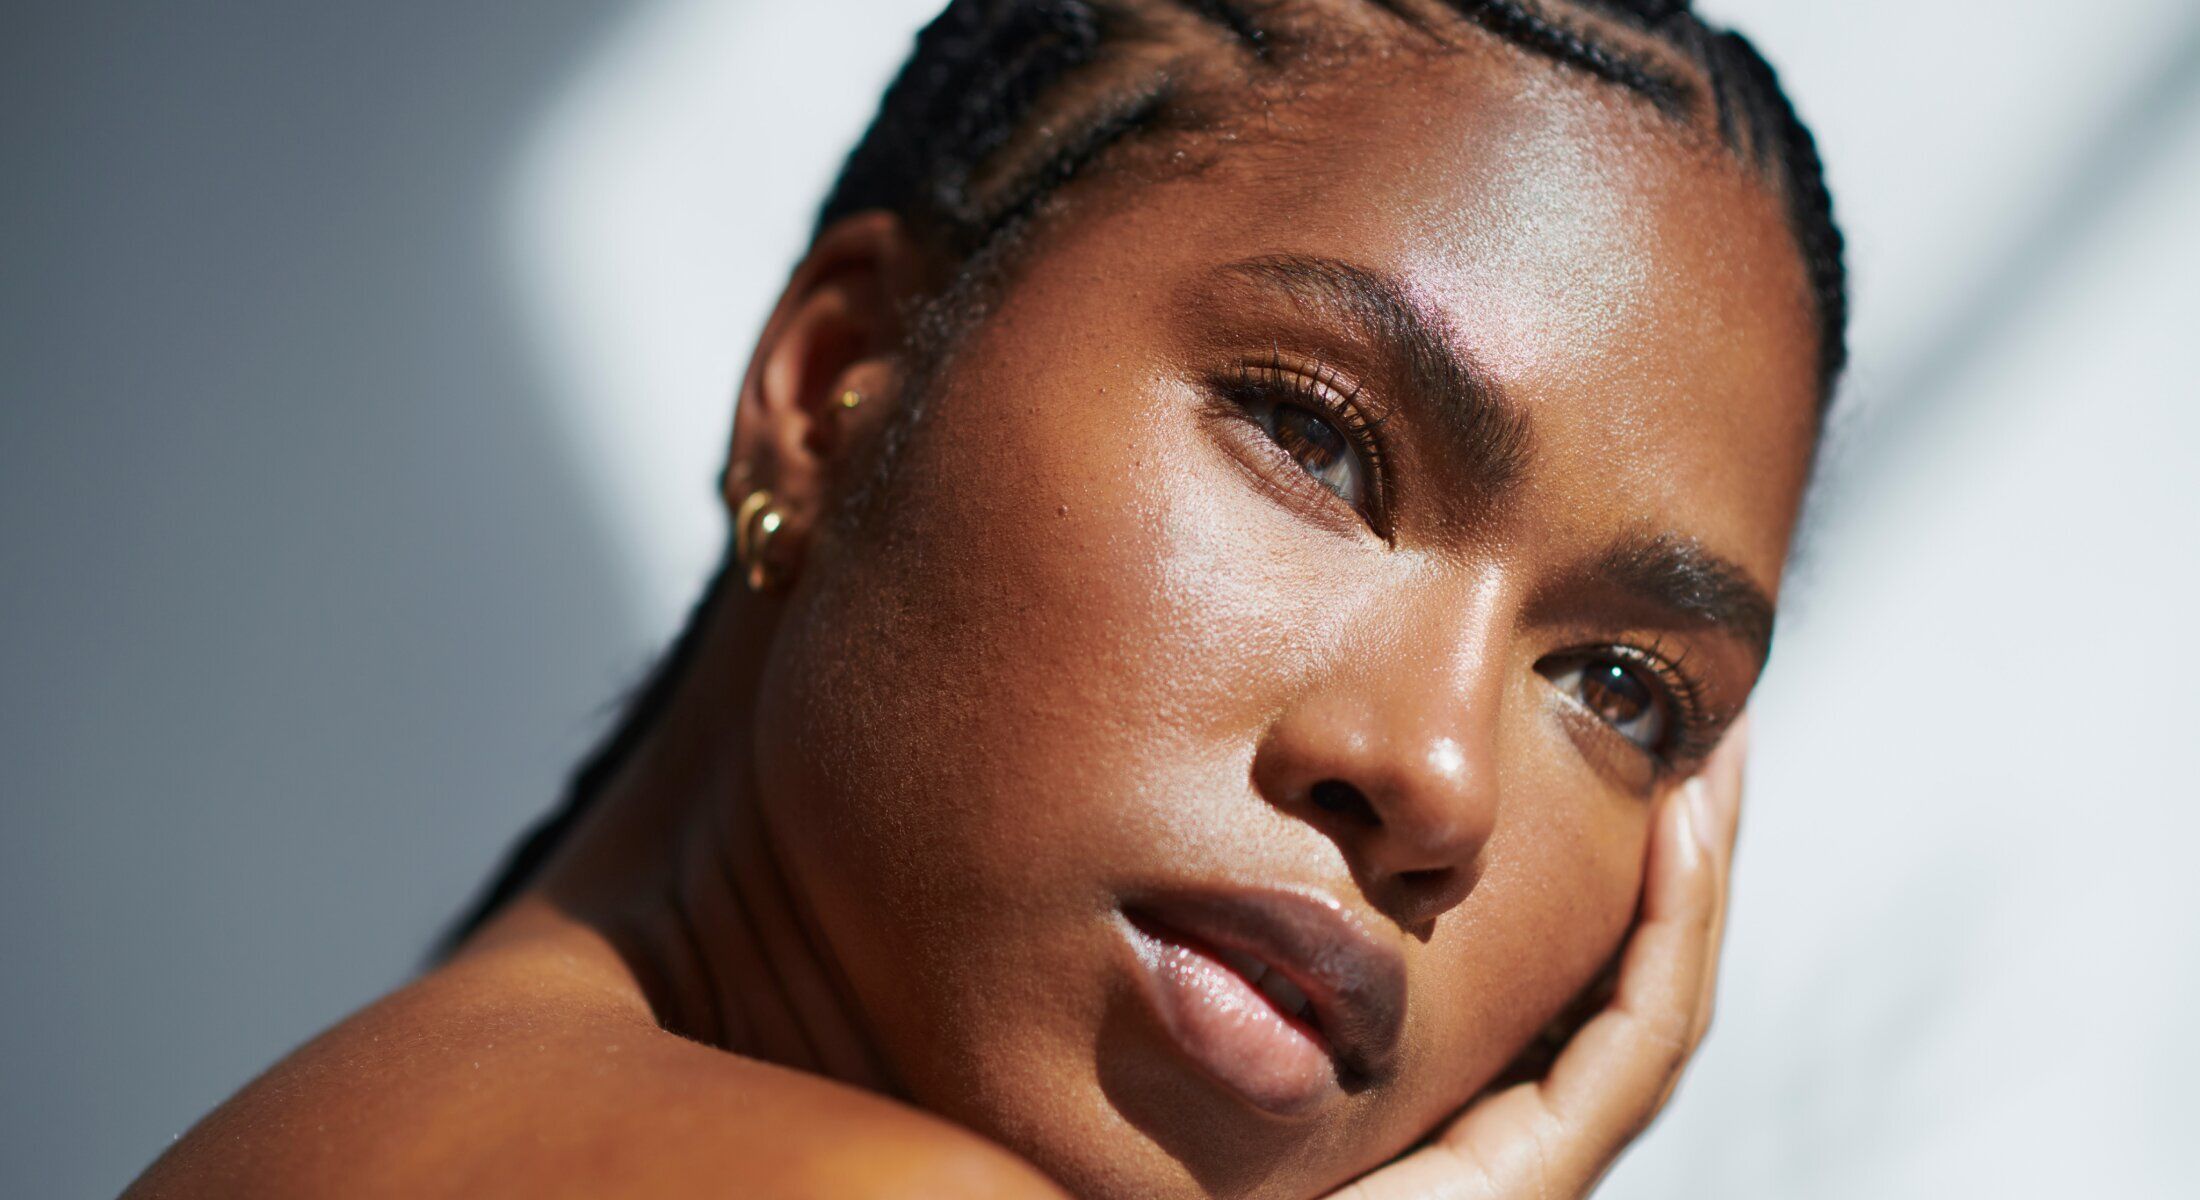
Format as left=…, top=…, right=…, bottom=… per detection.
left=837, top=388, right=864, bottom=410
left=734, top=488, right=789, bottom=592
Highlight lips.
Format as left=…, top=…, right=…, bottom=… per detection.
left=1121, top=887, right=1405, bottom=1114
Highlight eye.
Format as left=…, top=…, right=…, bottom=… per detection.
left=1540, top=652, right=1672, bottom=753
left=1235, top=385, right=1373, bottom=512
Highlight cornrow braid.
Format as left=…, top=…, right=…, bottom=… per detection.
left=1424, top=0, right=1693, bottom=116
left=821, top=1, right=1104, bottom=251
left=441, top=0, right=1848, bottom=951
left=813, top=0, right=1844, bottom=389
left=1178, top=0, right=1273, bottom=59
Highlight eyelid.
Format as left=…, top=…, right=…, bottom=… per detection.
left=1545, top=640, right=1721, bottom=772
left=1216, top=351, right=1395, bottom=538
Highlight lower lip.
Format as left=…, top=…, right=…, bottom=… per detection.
left=1121, top=915, right=1337, bottom=1116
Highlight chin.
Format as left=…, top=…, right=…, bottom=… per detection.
left=881, top=931, right=1421, bottom=1200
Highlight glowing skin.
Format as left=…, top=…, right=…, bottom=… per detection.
left=129, top=32, right=1816, bottom=1200
left=735, top=60, right=1811, bottom=1198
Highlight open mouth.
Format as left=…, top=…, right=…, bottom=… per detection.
left=1119, top=888, right=1404, bottom=1116
left=1211, top=943, right=1320, bottom=1031
left=1129, top=910, right=1327, bottom=1037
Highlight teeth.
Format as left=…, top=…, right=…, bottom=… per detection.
left=1219, top=948, right=1269, bottom=986
left=1212, top=945, right=1314, bottom=1024
left=1257, top=970, right=1312, bottom=1022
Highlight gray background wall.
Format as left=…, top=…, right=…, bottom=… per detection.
left=1, top=2, right=641, bottom=1190
left=5, top=2, right=2196, bottom=1196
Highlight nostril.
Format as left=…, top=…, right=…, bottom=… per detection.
left=1309, top=779, right=1379, bottom=828
left=1398, top=866, right=1452, bottom=893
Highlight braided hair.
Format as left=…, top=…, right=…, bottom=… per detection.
left=442, top=0, right=1847, bottom=951
left=820, top=0, right=1846, bottom=390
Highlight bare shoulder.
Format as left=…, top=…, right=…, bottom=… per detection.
left=125, top=943, right=1067, bottom=1200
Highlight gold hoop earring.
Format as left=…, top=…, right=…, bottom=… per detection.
left=734, top=488, right=789, bottom=593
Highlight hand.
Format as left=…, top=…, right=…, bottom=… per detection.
left=1325, top=719, right=1749, bottom=1200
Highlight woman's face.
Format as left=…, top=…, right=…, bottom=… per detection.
left=752, top=55, right=1819, bottom=1200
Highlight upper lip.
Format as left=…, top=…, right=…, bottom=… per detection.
left=1124, top=886, right=1406, bottom=1087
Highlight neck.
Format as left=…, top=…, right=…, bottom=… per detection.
left=521, top=591, right=898, bottom=1095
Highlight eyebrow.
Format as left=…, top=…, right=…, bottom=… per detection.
left=1209, top=254, right=1537, bottom=498
left=1588, top=532, right=1778, bottom=664
left=1199, top=257, right=1773, bottom=657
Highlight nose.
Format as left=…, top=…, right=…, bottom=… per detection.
left=1251, top=651, right=1503, bottom=934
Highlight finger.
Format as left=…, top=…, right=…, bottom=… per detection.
left=1503, top=727, right=1743, bottom=1184
left=1334, top=725, right=1752, bottom=1200
left=1689, top=718, right=1748, bottom=1044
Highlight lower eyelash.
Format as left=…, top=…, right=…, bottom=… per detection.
left=1213, top=353, right=1392, bottom=532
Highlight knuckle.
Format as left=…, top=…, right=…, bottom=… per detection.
left=1637, top=1013, right=1693, bottom=1074
left=1648, top=1042, right=1692, bottom=1107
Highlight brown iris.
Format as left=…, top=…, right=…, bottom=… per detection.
left=1578, top=660, right=1652, bottom=727
left=1265, top=402, right=1363, bottom=508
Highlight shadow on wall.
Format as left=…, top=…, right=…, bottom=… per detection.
left=0, top=3, right=648, bottom=1195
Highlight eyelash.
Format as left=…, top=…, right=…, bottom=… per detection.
left=1208, top=351, right=1393, bottom=535
left=1559, top=638, right=1720, bottom=772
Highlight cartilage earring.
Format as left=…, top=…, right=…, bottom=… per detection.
left=734, top=488, right=789, bottom=592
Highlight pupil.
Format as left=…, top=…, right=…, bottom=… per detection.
left=1582, top=662, right=1648, bottom=723
left=1277, top=406, right=1343, bottom=472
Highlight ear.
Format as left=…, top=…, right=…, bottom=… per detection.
left=723, top=210, right=927, bottom=573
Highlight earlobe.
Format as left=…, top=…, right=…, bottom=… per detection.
left=721, top=211, right=925, bottom=571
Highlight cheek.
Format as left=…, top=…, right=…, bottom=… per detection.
left=748, top=327, right=1360, bottom=1125
left=1400, top=781, right=1646, bottom=1116
left=798, top=323, right=1362, bottom=863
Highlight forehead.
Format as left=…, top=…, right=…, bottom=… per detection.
left=1121, top=46, right=1822, bottom=571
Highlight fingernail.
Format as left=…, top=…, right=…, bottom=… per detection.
left=1672, top=782, right=1703, bottom=869
left=1685, top=777, right=1717, bottom=855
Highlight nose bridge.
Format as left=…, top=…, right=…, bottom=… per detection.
left=1255, top=569, right=1510, bottom=914
left=1352, top=581, right=1505, bottom=853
